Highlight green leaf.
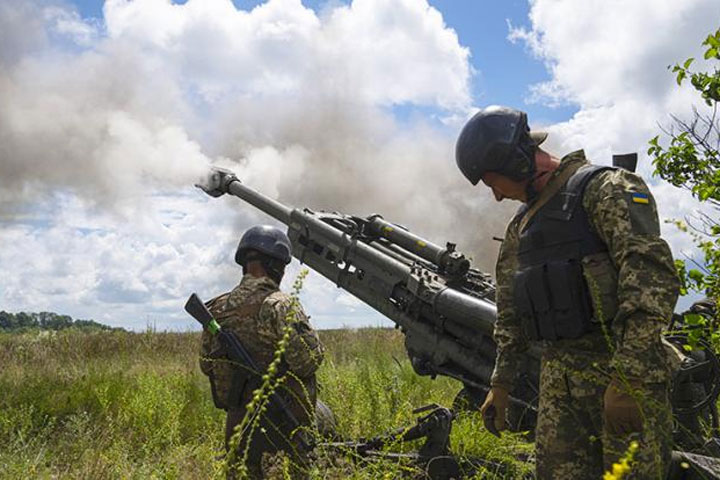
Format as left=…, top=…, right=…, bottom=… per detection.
left=706, top=32, right=720, bottom=48
left=676, top=70, right=686, bottom=85
left=684, top=313, right=706, bottom=326
left=704, top=48, right=718, bottom=60
left=684, top=57, right=695, bottom=69
left=688, top=268, right=705, bottom=283
left=698, top=185, right=717, bottom=201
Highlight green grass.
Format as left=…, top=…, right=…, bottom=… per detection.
left=0, top=328, right=530, bottom=479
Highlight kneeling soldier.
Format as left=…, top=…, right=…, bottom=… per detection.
left=199, top=225, right=324, bottom=479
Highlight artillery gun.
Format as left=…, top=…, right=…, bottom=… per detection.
left=198, top=167, right=539, bottom=429
left=197, top=167, right=720, bottom=477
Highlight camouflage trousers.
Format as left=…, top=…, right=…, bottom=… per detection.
left=535, top=345, right=672, bottom=480
left=225, top=408, right=310, bottom=480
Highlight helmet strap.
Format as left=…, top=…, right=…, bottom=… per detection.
left=262, top=258, right=286, bottom=284
left=242, top=251, right=285, bottom=284
left=525, top=182, right=539, bottom=203
left=516, top=132, right=539, bottom=202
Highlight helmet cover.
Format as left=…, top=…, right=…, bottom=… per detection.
left=455, top=106, right=546, bottom=185
left=235, top=225, right=292, bottom=266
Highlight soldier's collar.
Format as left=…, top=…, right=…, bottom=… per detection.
left=559, top=149, right=587, bottom=165
left=240, top=274, right=279, bottom=289
left=522, top=150, right=587, bottom=207
left=542, top=150, right=588, bottom=186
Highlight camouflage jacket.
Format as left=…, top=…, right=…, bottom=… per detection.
left=200, top=275, right=324, bottom=417
left=491, top=151, right=680, bottom=387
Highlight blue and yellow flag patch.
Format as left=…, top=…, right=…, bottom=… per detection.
left=630, top=192, right=649, bottom=204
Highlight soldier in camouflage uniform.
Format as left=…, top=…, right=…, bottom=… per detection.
left=455, top=106, right=680, bottom=479
left=199, top=225, right=324, bottom=479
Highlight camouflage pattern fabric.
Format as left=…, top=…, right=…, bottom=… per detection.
left=200, top=274, right=324, bottom=479
left=583, top=157, right=680, bottom=384
left=491, top=151, right=679, bottom=479
left=535, top=344, right=672, bottom=479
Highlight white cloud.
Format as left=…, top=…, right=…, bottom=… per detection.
left=45, top=6, right=100, bottom=46
left=0, top=192, right=241, bottom=328
left=511, top=0, right=717, bottom=108
left=320, top=0, right=471, bottom=108
left=0, top=0, right=497, bottom=329
left=102, top=0, right=471, bottom=108
left=510, top=0, right=718, bottom=274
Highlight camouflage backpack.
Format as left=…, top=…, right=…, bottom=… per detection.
left=199, top=291, right=274, bottom=410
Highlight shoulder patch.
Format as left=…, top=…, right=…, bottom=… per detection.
left=624, top=191, right=660, bottom=236
left=630, top=192, right=650, bottom=204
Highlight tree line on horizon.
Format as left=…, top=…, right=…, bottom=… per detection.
left=0, top=310, right=120, bottom=332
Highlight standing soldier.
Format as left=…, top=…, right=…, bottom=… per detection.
left=455, top=106, right=679, bottom=479
left=199, top=225, right=324, bottom=479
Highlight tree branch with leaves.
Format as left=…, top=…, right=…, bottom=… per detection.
left=648, top=28, right=720, bottom=340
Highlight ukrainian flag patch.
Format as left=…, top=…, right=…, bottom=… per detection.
left=631, top=192, right=649, bottom=204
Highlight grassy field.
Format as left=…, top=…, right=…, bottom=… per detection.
left=0, top=328, right=531, bottom=479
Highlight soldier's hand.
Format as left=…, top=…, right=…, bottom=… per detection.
left=603, top=378, right=643, bottom=435
left=480, top=385, right=510, bottom=437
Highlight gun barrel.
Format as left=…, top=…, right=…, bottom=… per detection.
left=225, top=177, right=293, bottom=225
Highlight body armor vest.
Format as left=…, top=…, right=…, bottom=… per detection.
left=202, top=291, right=274, bottom=410
left=513, top=164, right=615, bottom=341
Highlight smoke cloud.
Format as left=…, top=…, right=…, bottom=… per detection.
left=0, top=0, right=511, bottom=327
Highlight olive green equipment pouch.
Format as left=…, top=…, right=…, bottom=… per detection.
left=205, top=341, right=251, bottom=410
left=581, top=252, right=619, bottom=325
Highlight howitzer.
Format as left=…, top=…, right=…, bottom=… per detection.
left=184, top=292, right=312, bottom=451
left=196, top=167, right=720, bottom=476
left=197, top=168, right=720, bottom=446
left=197, top=167, right=540, bottom=428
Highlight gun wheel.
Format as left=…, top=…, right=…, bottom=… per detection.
left=666, top=334, right=720, bottom=416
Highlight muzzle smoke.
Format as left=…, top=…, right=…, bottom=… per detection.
left=0, top=0, right=514, bottom=273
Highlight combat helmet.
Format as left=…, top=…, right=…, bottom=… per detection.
left=455, top=106, right=547, bottom=186
left=235, top=225, right=292, bottom=266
